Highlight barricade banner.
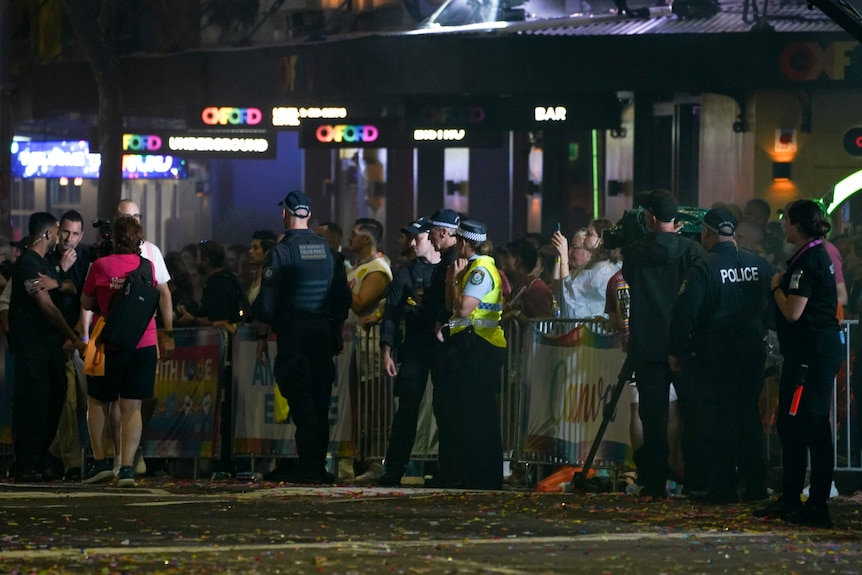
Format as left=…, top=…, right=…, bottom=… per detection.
left=142, top=328, right=222, bottom=458
left=0, top=333, right=12, bottom=447
left=521, top=322, right=633, bottom=466
left=232, top=326, right=354, bottom=457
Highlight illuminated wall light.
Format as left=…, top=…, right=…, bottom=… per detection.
left=59, top=177, right=69, bottom=186
left=73, top=177, right=83, bottom=186
left=772, top=162, right=792, bottom=182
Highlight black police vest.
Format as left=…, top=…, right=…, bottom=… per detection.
left=281, top=233, right=335, bottom=316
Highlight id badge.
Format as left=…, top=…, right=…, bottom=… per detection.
left=789, top=269, right=803, bottom=290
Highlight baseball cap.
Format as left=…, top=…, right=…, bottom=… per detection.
left=402, top=216, right=432, bottom=235
left=429, top=209, right=460, bottom=230
left=636, top=189, right=678, bottom=222
left=278, top=190, right=311, bottom=218
left=702, top=207, right=736, bottom=237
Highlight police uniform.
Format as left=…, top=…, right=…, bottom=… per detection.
left=255, top=193, right=352, bottom=482
left=775, top=238, right=842, bottom=512
left=379, top=218, right=437, bottom=483
left=421, top=209, right=463, bottom=486
left=444, top=220, right=506, bottom=490
left=668, top=209, right=775, bottom=502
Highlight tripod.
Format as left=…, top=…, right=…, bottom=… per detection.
left=572, top=355, right=634, bottom=490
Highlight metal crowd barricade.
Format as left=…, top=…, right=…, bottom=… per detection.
left=353, top=322, right=395, bottom=462
left=834, top=320, right=859, bottom=472
left=511, top=317, right=630, bottom=481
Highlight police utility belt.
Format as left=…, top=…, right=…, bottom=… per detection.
left=448, top=318, right=499, bottom=329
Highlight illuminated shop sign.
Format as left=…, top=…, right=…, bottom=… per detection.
left=201, top=107, right=263, bottom=126
left=413, top=129, right=466, bottom=142
left=123, top=134, right=163, bottom=152
left=406, top=97, right=620, bottom=130
left=10, top=140, right=186, bottom=179
left=272, top=106, right=348, bottom=127
left=779, top=41, right=859, bottom=82
left=168, top=135, right=271, bottom=154
left=121, top=131, right=277, bottom=158
left=315, top=125, right=379, bottom=144
left=535, top=106, right=568, bottom=122
left=843, top=127, right=862, bottom=156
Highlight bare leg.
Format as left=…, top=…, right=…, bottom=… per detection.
left=87, top=398, right=110, bottom=460
left=630, top=401, right=644, bottom=452
left=667, top=399, right=684, bottom=480
left=109, top=400, right=122, bottom=459
left=119, top=398, right=143, bottom=467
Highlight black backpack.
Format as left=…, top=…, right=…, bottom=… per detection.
left=99, top=256, right=160, bottom=350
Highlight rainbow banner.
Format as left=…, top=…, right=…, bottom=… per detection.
left=520, top=322, right=633, bottom=466
left=232, top=326, right=353, bottom=457
left=142, top=329, right=223, bottom=458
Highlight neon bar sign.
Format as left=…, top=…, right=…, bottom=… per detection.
left=315, top=125, right=378, bottom=143
left=413, top=129, right=466, bottom=142
left=10, top=140, right=186, bottom=179
left=272, top=106, right=348, bottom=127
left=201, top=107, right=263, bottom=126
left=534, top=106, right=568, bottom=122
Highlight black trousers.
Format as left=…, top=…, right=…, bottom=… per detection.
left=274, top=319, right=335, bottom=476
left=777, top=351, right=842, bottom=506
left=684, top=342, right=768, bottom=496
left=632, top=360, right=672, bottom=491
left=12, top=352, right=66, bottom=471
left=383, top=345, right=433, bottom=476
left=442, top=331, right=504, bottom=490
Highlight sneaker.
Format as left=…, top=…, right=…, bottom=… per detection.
left=783, top=502, right=832, bottom=528
left=352, top=462, right=384, bottom=484
left=113, top=456, right=120, bottom=478
left=134, top=449, right=147, bottom=476
left=83, top=458, right=116, bottom=484
left=116, top=465, right=136, bottom=488
left=753, top=496, right=802, bottom=519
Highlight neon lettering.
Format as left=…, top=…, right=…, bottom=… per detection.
left=201, top=107, right=263, bottom=126
left=535, top=106, right=568, bottom=122
left=413, top=129, right=466, bottom=141
left=122, top=134, right=163, bottom=152
left=315, top=125, right=379, bottom=143
left=272, top=106, right=348, bottom=127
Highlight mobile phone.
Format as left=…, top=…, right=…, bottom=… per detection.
left=556, top=222, right=561, bottom=233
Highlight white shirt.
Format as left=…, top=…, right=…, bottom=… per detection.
left=140, top=240, right=170, bottom=285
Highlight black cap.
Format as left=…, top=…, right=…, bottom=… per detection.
left=636, top=189, right=678, bottom=222
left=11, top=236, right=30, bottom=250
left=278, top=190, right=311, bottom=218
left=456, top=220, right=487, bottom=242
left=702, top=208, right=736, bottom=237
left=402, top=216, right=432, bottom=235
left=429, top=209, right=460, bottom=230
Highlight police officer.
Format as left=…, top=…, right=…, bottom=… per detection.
left=422, top=208, right=463, bottom=486
left=378, top=217, right=440, bottom=487
left=756, top=199, right=842, bottom=528
left=668, top=207, right=774, bottom=504
left=254, top=190, right=352, bottom=484
left=442, top=219, right=506, bottom=490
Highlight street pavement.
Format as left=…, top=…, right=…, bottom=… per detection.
left=1, top=478, right=862, bottom=574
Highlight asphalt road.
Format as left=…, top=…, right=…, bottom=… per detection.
left=1, top=478, right=861, bottom=574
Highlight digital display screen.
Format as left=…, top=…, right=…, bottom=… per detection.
left=10, top=140, right=187, bottom=179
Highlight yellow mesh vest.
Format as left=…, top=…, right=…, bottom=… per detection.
left=450, top=255, right=507, bottom=348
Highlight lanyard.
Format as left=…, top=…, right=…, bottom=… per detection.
left=788, top=239, right=822, bottom=268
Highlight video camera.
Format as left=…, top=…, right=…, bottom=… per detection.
left=603, top=206, right=708, bottom=251
left=89, top=218, right=113, bottom=260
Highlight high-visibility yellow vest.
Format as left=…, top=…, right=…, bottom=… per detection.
left=449, top=255, right=506, bottom=349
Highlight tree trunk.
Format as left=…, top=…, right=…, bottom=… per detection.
left=60, top=0, right=123, bottom=220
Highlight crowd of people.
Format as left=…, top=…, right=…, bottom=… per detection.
left=0, top=189, right=851, bottom=527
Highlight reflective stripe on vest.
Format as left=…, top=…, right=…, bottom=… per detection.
left=449, top=255, right=506, bottom=348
